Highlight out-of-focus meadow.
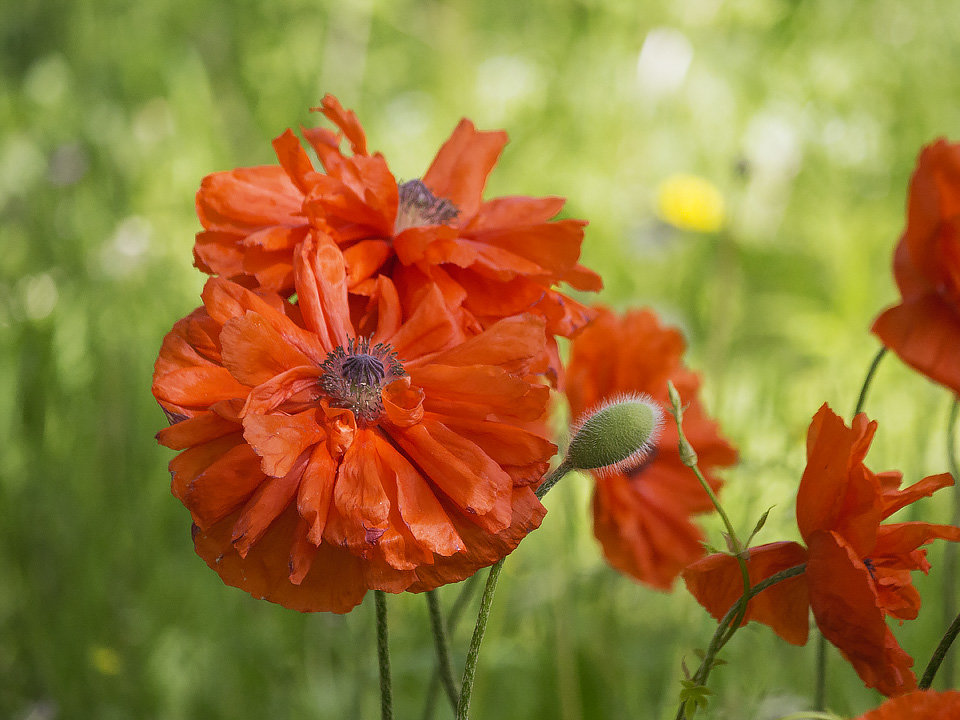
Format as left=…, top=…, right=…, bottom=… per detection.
left=4, top=1, right=960, bottom=718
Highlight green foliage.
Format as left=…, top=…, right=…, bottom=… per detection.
left=4, top=0, right=960, bottom=718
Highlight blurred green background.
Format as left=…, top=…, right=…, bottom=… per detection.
left=4, top=0, right=960, bottom=718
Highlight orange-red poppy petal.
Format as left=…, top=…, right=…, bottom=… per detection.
left=422, top=119, right=507, bottom=219
left=682, top=541, right=810, bottom=645
left=853, top=690, right=960, bottom=719
left=807, top=529, right=916, bottom=696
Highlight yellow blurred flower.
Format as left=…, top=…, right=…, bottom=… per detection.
left=655, top=174, right=725, bottom=233
left=89, top=645, right=121, bottom=676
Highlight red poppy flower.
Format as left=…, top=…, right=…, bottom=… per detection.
left=564, top=307, right=737, bottom=590
left=683, top=404, right=960, bottom=696
left=152, top=234, right=556, bottom=613
left=873, top=139, right=960, bottom=392
left=194, top=94, right=601, bottom=341
left=853, top=690, right=960, bottom=719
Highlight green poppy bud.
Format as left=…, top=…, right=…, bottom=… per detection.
left=566, top=394, right=663, bottom=473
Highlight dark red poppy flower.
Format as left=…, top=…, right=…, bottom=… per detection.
left=853, top=690, right=960, bottom=719
left=683, top=404, right=960, bottom=696
left=153, top=234, right=556, bottom=613
left=193, top=95, right=601, bottom=341
left=564, top=307, right=737, bottom=590
left=873, top=139, right=960, bottom=392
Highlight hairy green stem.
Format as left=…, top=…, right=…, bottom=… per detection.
left=851, top=346, right=887, bottom=417
left=454, top=461, right=573, bottom=719
left=426, top=590, right=459, bottom=711
left=375, top=590, right=393, bottom=720
left=676, top=564, right=807, bottom=719
left=455, top=558, right=504, bottom=720
left=667, top=382, right=753, bottom=648
left=422, top=574, right=482, bottom=720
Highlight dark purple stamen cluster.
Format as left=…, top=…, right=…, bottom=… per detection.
left=319, top=337, right=404, bottom=425
left=395, top=179, right=459, bottom=232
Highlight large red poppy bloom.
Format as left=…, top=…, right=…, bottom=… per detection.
left=853, top=690, right=960, bottom=719
left=564, top=307, right=737, bottom=590
left=683, top=404, right=960, bottom=696
left=873, top=139, right=960, bottom=393
left=193, top=95, right=601, bottom=341
left=152, top=234, right=556, bottom=613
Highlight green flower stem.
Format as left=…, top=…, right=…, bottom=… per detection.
left=375, top=590, right=393, bottom=720
left=942, top=395, right=960, bottom=689
left=426, top=590, right=459, bottom=711
left=851, top=347, right=887, bottom=418
left=919, top=607, right=960, bottom=689
left=667, top=382, right=752, bottom=643
left=454, top=461, right=573, bottom=720
left=675, top=564, right=807, bottom=720
left=422, top=574, right=483, bottom=720
left=455, top=557, right=505, bottom=720
left=813, top=346, right=889, bottom=710
left=535, top=459, right=574, bottom=499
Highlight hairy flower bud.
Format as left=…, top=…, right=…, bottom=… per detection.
left=566, top=394, right=663, bottom=473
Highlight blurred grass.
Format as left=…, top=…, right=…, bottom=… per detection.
left=4, top=0, right=960, bottom=718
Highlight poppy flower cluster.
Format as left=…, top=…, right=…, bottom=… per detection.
left=683, top=404, right=960, bottom=696
left=152, top=97, right=611, bottom=612
left=564, top=307, right=737, bottom=590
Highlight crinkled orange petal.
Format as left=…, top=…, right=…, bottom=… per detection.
left=464, top=196, right=566, bottom=232
left=682, top=541, right=810, bottom=645
left=410, top=364, right=550, bottom=421
left=288, top=517, right=320, bottom=584
left=807, top=529, right=916, bottom=696
left=316, top=94, right=369, bottom=156
left=196, top=166, right=303, bottom=233
left=797, top=405, right=883, bottom=557
left=168, top=433, right=245, bottom=502
left=383, top=284, right=466, bottom=362
left=470, top=219, right=587, bottom=276
left=185, top=442, right=265, bottom=529
left=231, top=454, right=306, bottom=558
left=293, top=235, right=353, bottom=349
left=408, top=485, right=546, bottom=592
left=271, top=129, right=320, bottom=195
left=220, top=311, right=313, bottom=386
left=193, top=508, right=369, bottom=613
left=344, top=239, right=392, bottom=289
left=200, top=277, right=325, bottom=362
left=422, top=119, right=507, bottom=219
left=427, top=412, right=556, bottom=469
left=374, top=432, right=462, bottom=556
left=329, top=429, right=391, bottom=546
left=388, top=420, right=510, bottom=523
left=429, top=314, right=547, bottom=374
left=881, top=472, right=954, bottom=518
left=156, top=411, right=237, bottom=450
left=241, top=365, right=322, bottom=416
left=242, top=410, right=324, bottom=478
left=381, top=377, right=425, bottom=428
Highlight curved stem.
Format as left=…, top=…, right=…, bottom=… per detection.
left=454, top=460, right=573, bottom=720
left=422, top=574, right=482, bottom=720
left=920, top=608, right=960, bottom=689
left=851, top=346, right=887, bottom=417
left=456, top=558, right=505, bottom=720
left=675, top=564, right=807, bottom=719
left=667, top=382, right=752, bottom=645
left=426, top=590, right=459, bottom=711
left=375, top=590, right=393, bottom=720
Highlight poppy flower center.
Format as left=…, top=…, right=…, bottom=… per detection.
left=319, top=337, right=405, bottom=425
left=395, top=179, right=459, bottom=233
